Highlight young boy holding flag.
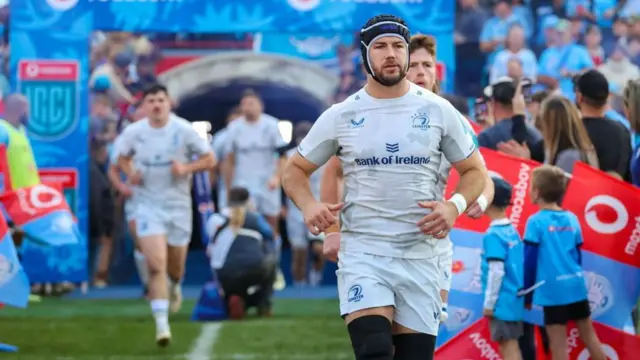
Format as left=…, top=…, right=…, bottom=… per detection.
left=481, top=177, right=525, bottom=360
left=523, top=165, right=606, bottom=360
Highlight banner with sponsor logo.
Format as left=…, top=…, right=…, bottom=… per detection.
left=435, top=318, right=502, bottom=359
left=446, top=149, right=540, bottom=235
left=0, top=183, right=86, bottom=282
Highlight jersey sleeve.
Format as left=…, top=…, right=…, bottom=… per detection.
left=184, top=125, right=212, bottom=157
left=117, top=125, right=137, bottom=158
left=223, top=123, right=239, bottom=156
left=523, top=216, right=541, bottom=244
left=483, top=232, right=507, bottom=262
left=440, top=103, right=479, bottom=164
left=109, top=136, right=123, bottom=164
left=297, top=107, right=339, bottom=166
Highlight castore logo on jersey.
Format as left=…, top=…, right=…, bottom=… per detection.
left=349, top=118, right=365, bottom=129
left=584, top=195, right=628, bottom=235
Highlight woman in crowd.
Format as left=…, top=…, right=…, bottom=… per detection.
left=206, top=187, right=276, bottom=319
left=538, top=96, right=600, bottom=173
left=625, top=79, right=640, bottom=187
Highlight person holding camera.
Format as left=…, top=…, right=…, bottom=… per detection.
left=477, top=77, right=545, bottom=163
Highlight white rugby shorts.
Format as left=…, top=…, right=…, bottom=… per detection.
left=436, top=238, right=454, bottom=292
left=134, top=204, right=192, bottom=247
left=337, top=250, right=441, bottom=335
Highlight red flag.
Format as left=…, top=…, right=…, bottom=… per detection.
left=0, top=183, right=71, bottom=226
left=435, top=318, right=503, bottom=359
left=446, top=148, right=540, bottom=236
left=563, top=163, right=640, bottom=268
left=567, top=322, right=640, bottom=360
left=0, top=145, right=10, bottom=191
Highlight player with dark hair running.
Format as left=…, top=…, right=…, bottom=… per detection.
left=282, top=15, right=488, bottom=360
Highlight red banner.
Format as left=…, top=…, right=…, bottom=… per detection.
left=446, top=148, right=540, bottom=236
left=435, top=318, right=503, bottom=359
left=566, top=322, right=639, bottom=360
left=0, top=145, right=10, bottom=191
left=0, top=183, right=71, bottom=225
left=563, top=163, right=640, bottom=268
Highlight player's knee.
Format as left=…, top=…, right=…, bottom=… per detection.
left=347, top=315, right=393, bottom=360
left=392, top=333, right=436, bottom=360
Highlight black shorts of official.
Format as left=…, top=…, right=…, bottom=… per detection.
left=543, top=299, right=591, bottom=325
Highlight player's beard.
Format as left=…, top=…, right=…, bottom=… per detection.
left=373, top=65, right=406, bottom=87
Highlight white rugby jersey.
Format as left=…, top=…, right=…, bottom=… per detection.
left=224, top=114, right=287, bottom=191
left=298, top=83, right=478, bottom=259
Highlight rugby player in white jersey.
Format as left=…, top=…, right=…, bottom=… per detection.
left=320, top=34, right=495, bottom=326
left=286, top=122, right=327, bottom=287
left=108, top=100, right=150, bottom=298
left=222, top=89, right=288, bottom=286
left=211, top=107, right=241, bottom=210
left=282, top=15, right=488, bottom=360
left=117, top=84, right=216, bottom=346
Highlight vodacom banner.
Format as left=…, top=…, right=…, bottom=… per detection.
left=445, top=148, right=539, bottom=235
left=436, top=319, right=640, bottom=360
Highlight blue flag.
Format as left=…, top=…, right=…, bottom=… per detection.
left=193, top=166, right=214, bottom=247
left=0, top=215, right=30, bottom=308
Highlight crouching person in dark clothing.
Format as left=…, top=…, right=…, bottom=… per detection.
left=207, top=187, right=276, bottom=320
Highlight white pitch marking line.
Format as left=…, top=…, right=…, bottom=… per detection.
left=186, top=323, right=223, bottom=360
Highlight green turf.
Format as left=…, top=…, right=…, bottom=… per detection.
left=0, top=298, right=352, bottom=360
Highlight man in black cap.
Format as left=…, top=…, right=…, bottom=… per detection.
left=575, top=69, right=631, bottom=180
left=283, top=14, right=488, bottom=360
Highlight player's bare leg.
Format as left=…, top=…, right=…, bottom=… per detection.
left=265, top=214, right=285, bottom=291
left=291, top=245, right=308, bottom=286
left=345, top=307, right=395, bottom=360
left=309, top=240, right=324, bottom=286
left=130, top=219, right=150, bottom=298
left=167, top=244, right=188, bottom=313
left=139, top=235, right=171, bottom=346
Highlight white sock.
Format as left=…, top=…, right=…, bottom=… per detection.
left=134, top=250, right=149, bottom=286
left=151, top=299, right=169, bottom=328
left=309, top=269, right=322, bottom=286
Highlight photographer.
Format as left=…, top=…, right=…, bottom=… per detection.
left=206, top=187, right=276, bottom=319
left=477, top=77, right=545, bottom=162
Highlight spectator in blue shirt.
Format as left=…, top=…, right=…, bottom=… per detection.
left=523, top=165, right=607, bottom=360
left=481, top=0, right=533, bottom=68
left=624, top=79, right=640, bottom=186
left=490, top=25, right=539, bottom=83
left=481, top=177, right=524, bottom=360
left=537, top=19, right=594, bottom=100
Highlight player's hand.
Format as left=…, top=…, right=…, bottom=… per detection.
left=512, top=81, right=526, bottom=115
left=465, top=202, right=484, bottom=219
left=117, top=183, right=133, bottom=198
left=323, top=232, right=340, bottom=262
left=129, top=171, right=143, bottom=186
left=171, top=160, right=188, bottom=178
left=483, top=308, right=493, bottom=318
left=267, top=175, right=280, bottom=191
left=417, top=201, right=458, bottom=239
left=302, top=201, right=344, bottom=235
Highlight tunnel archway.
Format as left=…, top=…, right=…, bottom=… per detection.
left=160, top=51, right=339, bottom=128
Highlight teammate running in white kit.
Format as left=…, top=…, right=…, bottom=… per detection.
left=117, top=84, right=215, bottom=346
left=286, top=122, right=327, bottom=287
left=282, top=15, right=488, bottom=360
left=223, top=89, right=288, bottom=287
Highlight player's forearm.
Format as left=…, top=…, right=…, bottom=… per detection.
left=282, top=163, right=316, bottom=212
left=483, top=261, right=505, bottom=310
left=186, top=153, right=216, bottom=174
left=107, top=164, right=125, bottom=189
left=320, top=157, right=342, bottom=204
left=117, top=157, right=135, bottom=178
left=480, top=175, right=495, bottom=206
left=223, top=153, right=235, bottom=191
left=454, top=167, right=486, bottom=211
